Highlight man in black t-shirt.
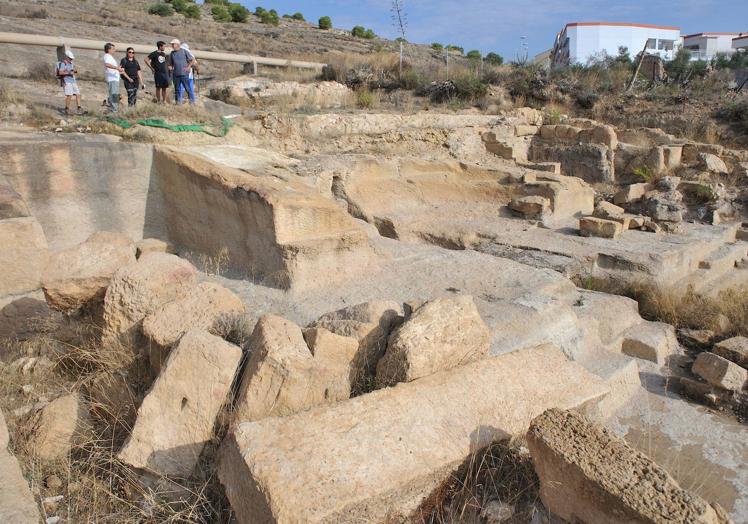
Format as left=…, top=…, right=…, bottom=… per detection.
left=145, top=41, right=169, bottom=104
left=120, top=47, right=144, bottom=107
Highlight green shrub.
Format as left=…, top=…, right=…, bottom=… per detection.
left=291, top=12, right=305, bottom=21
left=446, top=45, right=464, bottom=55
left=485, top=52, right=503, bottom=66
left=364, top=29, right=376, bottom=39
left=168, top=0, right=188, bottom=13
left=255, top=6, right=266, bottom=15
left=466, top=50, right=481, bottom=60
left=148, top=3, right=174, bottom=16
left=356, top=89, right=375, bottom=109
left=211, top=5, right=231, bottom=21
left=452, top=74, right=488, bottom=101
left=259, top=9, right=279, bottom=25
left=228, top=3, right=249, bottom=22
left=352, top=25, right=365, bottom=38
left=431, top=43, right=443, bottom=50
left=182, top=4, right=201, bottom=19
left=204, top=0, right=228, bottom=4
left=318, top=16, right=332, bottom=29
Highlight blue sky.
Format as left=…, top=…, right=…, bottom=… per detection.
left=229, top=0, right=748, bottom=59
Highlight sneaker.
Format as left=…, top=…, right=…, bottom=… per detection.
left=77, top=107, right=86, bottom=115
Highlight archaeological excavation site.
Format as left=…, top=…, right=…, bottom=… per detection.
left=0, top=2, right=747, bottom=523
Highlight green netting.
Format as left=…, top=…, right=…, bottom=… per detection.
left=104, top=116, right=233, bottom=137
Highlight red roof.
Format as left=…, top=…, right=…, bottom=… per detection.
left=565, top=22, right=680, bottom=31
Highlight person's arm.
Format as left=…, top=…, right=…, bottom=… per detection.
left=120, top=59, right=134, bottom=82
left=137, top=68, right=145, bottom=86
left=184, top=51, right=195, bottom=74
left=192, top=58, right=200, bottom=75
left=145, top=54, right=154, bottom=72
left=167, top=52, right=174, bottom=72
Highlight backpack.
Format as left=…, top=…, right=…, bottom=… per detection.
left=55, top=62, right=65, bottom=87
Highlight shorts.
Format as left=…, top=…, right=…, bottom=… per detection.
left=154, top=71, right=169, bottom=88
left=63, top=82, right=80, bottom=96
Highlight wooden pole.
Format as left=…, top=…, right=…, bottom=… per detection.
left=627, top=40, right=650, bottom=92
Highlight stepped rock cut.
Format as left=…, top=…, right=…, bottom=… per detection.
left=118, top=330, right=241, bottom=477
left=102, top=253, right=198, bottom=345
left=526, top=409, right=729, bottom=524
left=579, top=216, right=623, bottom=239
left=219, top=344, right=608, bottom=524
left=376, top=295, right=490, bottom=387
left=234, top=315, right=350, bottom=424
left=0, top=217, right=48, bottom=297
left=42, top=231, right=136, bottom=311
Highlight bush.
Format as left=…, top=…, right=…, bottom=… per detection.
left=148, top=3, right=174, bottom=16
left=446, top=45, right=464, bottom=55
left=182, top=4, right=201, bottom=19
left=204, top=0, right=229, bottom=4
left=364, top=29, right=376, bottom=39
left=485, top=52, right=503, bottom=66
left=291, top=12, right=305, bottom=21
left=452, top=74, right=488, bottom=101
left=352, top=25, right=366, bottom=38
left=466, top=50, right=481, bottom=60
left=255, top=6, right=266, bottom=15
left=259, top=9, right=279, bottom=25
left=318, top=16, right=332, bottom=29
left=356, top=89, right=376, bottom=109
left=228, top=3, right=249, bottom=22
left=168, top=0, right=188, bottom=13
left=431, top=43, right=443, bottom=51
left=211, top=5, right=231, bottom=21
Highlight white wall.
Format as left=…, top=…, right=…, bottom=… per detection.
left=566, top=25, right=680, bottom=64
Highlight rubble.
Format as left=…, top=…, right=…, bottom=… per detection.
left=0, top=411, right=40, bottom=524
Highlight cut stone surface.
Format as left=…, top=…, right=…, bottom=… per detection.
left=234, top=315, right=348, bottom=423
left=303, top=327, right=359, bottom=378
left=42, top=231, right=136, bottom=312
left=509, top=196, right=550, bottom=219
left=613, top=183, right=653, bottom=204
left=0, top=184, right=29, bottom=219
left=0, top=217, right=48, bottom=297
left=27, top=393, right=90, bottom=461
left=712, top=336, right=748, bottom=368
left=699, top=153, right=729, bottom=175
left=0, top=411, right=40, bottom=524
left=118, top=329, right=241, bottom=477
left=526, top=409, right=727, bottom=524
left=135, top=238, right=174, bottom=259
left=376, top=295, right=490, bottom=387
left=142, top=282, right=245, bottom=373
left=219, top=344, right=608, bottom=524
left=579, top=216, right=623, bottom=239
left=592, top=200, right=625, bottom=220
left=692, top=352, right=747, bottom=392
left=102, top=253, right=198, bottom=345
left=621, top=321, right=679, bottom=364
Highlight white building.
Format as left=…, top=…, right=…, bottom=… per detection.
left=732, top=33, right=748, bottom=52
left=682, top=32, right=740, bottom=60
left=551, top=22, right=680, bottom=67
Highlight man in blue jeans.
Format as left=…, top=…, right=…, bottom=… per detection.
left=168, top=39, right=196, bottom=105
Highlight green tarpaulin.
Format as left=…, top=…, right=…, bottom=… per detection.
left=105, top=116, right=233, bottom=137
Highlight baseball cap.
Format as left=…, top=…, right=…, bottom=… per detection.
left=65, top=50, right=75, bottom=59
left=170, top=38, right=181, bottom=45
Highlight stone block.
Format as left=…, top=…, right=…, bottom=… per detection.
left=712, top=336, right=748, bottom=368
left=219, top=344, right=609, bottom=524
left=526, top=409, right=728, bottom=524
left=509, top=195, right=551, bottom=219
left=699, top=153, right=728, bottom=175
left=0, top=413, right=40, bottom=524
left=0, top=217, right=48, bottom=297
left=621, top=321, right=679, bottom=364
left=27, top=393, right=90, bottom=461
left=118, top=330, right=241, bottom=477
left=579, top=124, right=618, bottom=150
left=514, top=124, right=539, bottom=137
left=135, top=238, right=174, bottom=259
left=376, top=295, right=490, bottom=387
left=692, top=352, right=747, bottom=392
left=613, top=183, right=653, bottom=205
left=579, top=217, right=623, bottom=239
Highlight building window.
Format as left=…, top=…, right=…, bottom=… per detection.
left=658, top=40, right=674, bottom=51
left=646, top=38, right=656, bottom=49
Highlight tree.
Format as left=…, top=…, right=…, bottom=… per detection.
left=255, top=6, right=266, bottom=16
left=211, top=5, right=231, bottom=22
left=614, top=46, right=632, bottom=67
left=259, top=9, right=279, bottom=25
left=228, top=3, right=249, bottom=22
left=485, top=52, right=503, bottom=66
left=352, top=26, right=366, bottom=38
left=318, top=16, right=332, bottom=29
left=364, top=29, right=376, bottom=39
left=291, top=12, right=305, bottom=21
left=466, top=50, right=482, bottom=60
left=148, top=3, right=174, bottom=16
left=183, top=3, right=200, bottom=19
left=431, top=43, right=443, bottom=50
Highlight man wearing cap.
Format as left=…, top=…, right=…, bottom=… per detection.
left=145, top=41, right=169, bottom=104
left=167, top=39, right=196, bottom=105
left=175, top=43, right=200, bottom=102
left=55, top=50, right=83, bottom=115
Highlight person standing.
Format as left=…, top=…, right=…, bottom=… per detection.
left=168, top=39, right=195, bottom=105
left=55, top=50, right=83, bottom=115
left=145, top=41, right=169, bottom=104
left=120, top=47, right=144, bottom=107
left=103, top=42, right=123, bottom=113
left=176, top=43, right=199, bottom=102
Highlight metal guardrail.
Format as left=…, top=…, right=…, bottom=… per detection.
left=0, top=31, right=327, bottom=70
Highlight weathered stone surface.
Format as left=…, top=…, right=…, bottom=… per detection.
left=303, top=327, right=358, bottom=370
left=613, top=183, right=653, bottom=205
left=509, top=196, right=550, bottom=219
left=27, top=393, right=90, bottom=461
left=621, top=321, right=679, bottom=364
left=514, top=124, right=539, bottom=136
left=642, top=191, right=684, bottom=223
left=135, top=238, right=174, bottom=259
left=699, top=153, right=729, bottom=175
left=142, top=282, right=245, bottom=373
left=0, top=411, right=40, bottom=524
left=678, top=328, right=716, bottom=350
left=118, top=330, right=241, bottom=477
left=0, top=217, right=48, bottom=297
left=0, top=184, right=29, bottom=220
left=219, top=344, right=608, bottom=524
left=530, top=143, right=613, bottom=183
left=234, top=315, right=348, bottom=424
left=42, top=231, right=136, bottom=312
left=102, top=253, right=198, bottom=345
left=592, top=200, right=625, bottom=220
left=579, top=217, right=623, bottom=239
left=376, top=295, right=490, bottom=387
left=712, top=336, right=748, bottom=368
left=692, top=352, right=747, bottom=392
left=526, top=409, right=727, bottom=524
left=579, top=124, right=617, bottom=150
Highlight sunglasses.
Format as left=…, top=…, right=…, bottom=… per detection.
left=127, top=51, right=135, bottom=54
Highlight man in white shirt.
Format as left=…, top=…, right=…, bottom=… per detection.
left=103, top=42, right=124, bottom=113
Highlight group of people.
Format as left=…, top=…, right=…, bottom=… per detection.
left=55, top=39, right=199, bottom=115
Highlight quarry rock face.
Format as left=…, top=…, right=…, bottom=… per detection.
left=42, top=231, right=136, bottom=312
left=0, top=183, right=30, bottom=220
left=135, top=238, right=174, bottom=258
left=142, top=282, right=245, bottom=374
left=376, top=295, right=490, bottom=387
left=303, top=327, right=359, bottom=393
left=526, top=409, right=729, bottom=524
left=234, top=315, right=349, bottom=424
left=118, top=329, right=241, bottom=477
left=102, top=253, right=198, bottom=345
left=692, top=352, right=747, bottom=392
left=219, top=344, right=608, bottom=524
left=613, top=182, right=653, bottom=205
left=0, top=216, right=48, bottom=297
left=27, top=393, right=90, bottom=461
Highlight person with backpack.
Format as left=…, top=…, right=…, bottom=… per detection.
left=167, top=39, right=195, bottom=105
left=120, top=47, right=145, bottom=107
left=145, top=41, right=169, bottom=104
left=103, top=42, right=124, bottom=113
left=175, top=43, right=199, bottom=102
left=55, top=50, right=83, bottom=115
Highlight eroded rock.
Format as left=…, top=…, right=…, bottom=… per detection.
left=509, top=196, right=550, bottom=219
left=712, top=336, right=748, bottom=368
left=621, top=321, right=679, bottom=364
left=579, top=217, right=623, bottom=239
left=692, top=352, right=747, bottom=392
left=27, top=393, right=90, bottom=461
